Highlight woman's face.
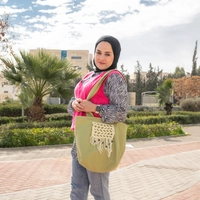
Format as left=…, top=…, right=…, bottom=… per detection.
left=94, top=41, right=114, bottom=70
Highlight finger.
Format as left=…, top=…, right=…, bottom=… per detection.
left=76, top=98, right=82, bottom=103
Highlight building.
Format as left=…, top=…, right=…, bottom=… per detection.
left=0, top=75, right=18, bottom=103
left=0, top=49, right=93, bottom=103
left=29, top=49, right=92, bottom=78
left=128, top=92, right=136, bottom=106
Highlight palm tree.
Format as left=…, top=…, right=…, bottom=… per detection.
left=17, top=87, right=34, bottom=121
left=0, top=50, right=79, bottom=121
left=156, top=79, right=173, bottom=115
left=86, top=59, right=94, bottom=71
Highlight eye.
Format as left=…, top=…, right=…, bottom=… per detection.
left=96, top=51, right=101, bottom=55
left=105, top=53, right=111, bottom=56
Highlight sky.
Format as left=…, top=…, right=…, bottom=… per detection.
left=1, top=0, right=200, bottom=74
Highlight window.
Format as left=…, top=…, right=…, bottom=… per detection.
left=71, top=56, right=82, bottom=59
left=61, top=50, right=67, bottom=60
left=73, top=66, right=82, bottom=70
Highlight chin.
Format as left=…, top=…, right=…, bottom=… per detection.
left=97, top=66, right=109, bottom=70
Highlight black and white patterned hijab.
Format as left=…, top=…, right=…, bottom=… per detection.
left=93, top=35, right=121, bottom=72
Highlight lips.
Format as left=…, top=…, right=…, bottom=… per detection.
left=98, top=61, right=105, bottom=64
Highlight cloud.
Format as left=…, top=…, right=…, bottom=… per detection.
left=1, top=0, right=200, bottom=74
left=0, top=0, right=8, bottom=4
left=33, top=0, right=72, bottom=7
left=82, top=0, right=140, bottom=13
left=32, top=23, right=45, bottom=29
left=120, top=12, right=200, bottom=74
left=0, top=6, right=29, bottom=15
left=26, top=15, right=52, bottom=23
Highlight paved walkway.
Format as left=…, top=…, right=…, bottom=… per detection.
left=0, top=125, right=199, bottom=200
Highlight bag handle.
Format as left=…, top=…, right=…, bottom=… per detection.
left=86, top=69, right=124, bottom=117
left=86, top=70, right=113, bottom=100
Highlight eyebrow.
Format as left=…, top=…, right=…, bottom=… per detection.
left=96, top=49, right=112, bottom=54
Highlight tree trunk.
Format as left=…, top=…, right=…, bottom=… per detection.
left=27, top=97, right=46, bottom=122
left=164, top=103, right=173, bottom=115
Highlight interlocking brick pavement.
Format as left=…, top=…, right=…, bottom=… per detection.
left=0, top=125, right=199, bottom=200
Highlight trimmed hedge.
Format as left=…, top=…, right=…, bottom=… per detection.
left=0, top=120, right=72, bottom=130
left=0, top=122, right=185, bottom=148
left=2, top=110, right=199, bottom=148
left=1, top=112, right=200, bottom=127
left=0, top=104, right=67, bottom=117
left=127, top=122, right=185, bottom=139
left=126, top=112, right=200, bottom=125
left=0, top=113, right=72, bottom=126
left=0, top=104, right=22, bottom=117
left=0, top=127, right=74, bottom=148
left=127, top=111, right=161, bottom=118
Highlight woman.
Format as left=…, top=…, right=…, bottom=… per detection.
left=68, top=35, right=128, bottom=200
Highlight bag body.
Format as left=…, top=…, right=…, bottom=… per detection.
left=75, top=116, right=127, bottom=173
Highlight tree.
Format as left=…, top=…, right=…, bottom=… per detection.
left=17, top=87, right=34, bottom=121
left=191, top=40, right=198, bottom=76
left=173, top=76, right=200, bottom=102
left=167, top=66, right=186, bottom=79
left=173, top=66, right=185, bottom=78
left=119, top=64, right=127, bottom=74
left=119, top=64, right=132, bottom=92
left=197, top=66, right=200, bottom=76
left=0, top=13, right=15, bottom=56
left=0, top=50, right=79, bottom=122
left=145, top=63, right=163, bottom=91
left=133, top=61, right=145, bottom=105
left=156, top=79, right=173, bottom=115
left=86, top=59, right=94, bottom=71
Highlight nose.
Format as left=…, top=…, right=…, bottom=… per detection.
left=99, top=54, right=105, bottom=60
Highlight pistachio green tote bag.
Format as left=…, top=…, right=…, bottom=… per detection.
left=74, top=70, right=128, bottom=173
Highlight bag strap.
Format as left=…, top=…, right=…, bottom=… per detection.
left=86, top=70, right=113, bottom=100
left=86, top=69, right=125, bottom=117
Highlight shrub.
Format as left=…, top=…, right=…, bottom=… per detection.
left=46, top=113, right=72, bottom=121
left=126, top=115, right=169, bottom=125
left=180, top=98, right=200, bottom=111
left=0, top=116, right=26, bottom=125
left=127, top=111, right=160, bottom=118
left=0, top=127, right=74, bottom=148
left=0, top=110, right=195, bottom=148
left=196, top=99, right=200, bottom=111
left=0, top=120, right=72, bottom=130
left=0, top=122, right=186, bottom=148
left=126, top=112, right=200, bottom=125
left=44, top=104, right=67, bottom=114
left=0, top=113, right=72, bottom=126
left=0, top=103, right=67, bottom=117
left=126, top=122, right=185, bottom=139
left=0, top=104, right=23, bottom=117
left=0, top=129, right=37, bottom=147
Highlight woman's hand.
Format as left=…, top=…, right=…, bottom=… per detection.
left=80, top=99, right=97, bottom=113
left=72, top=98, right=83, bottom=112
left=72, top=98, right=96, bottom=113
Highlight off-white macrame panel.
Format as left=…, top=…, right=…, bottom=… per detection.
left=90, top=122, right=115, bottom=157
